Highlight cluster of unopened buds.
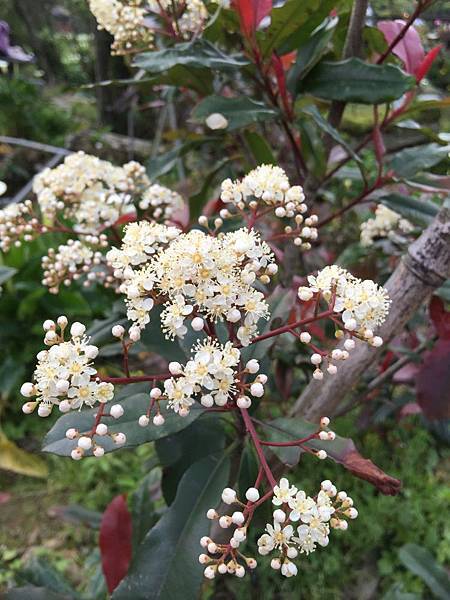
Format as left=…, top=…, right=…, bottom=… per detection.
left=20, top=317, right=114, bottom=417
left=64, top=402, right=127, bottom=460
left=200, top=474, right=357, bottom=579
left=41, top=237, right=112, bottom=293
left=219, top=165, right=319, bottom=249
left=0, top=200, right=41, bottom=252
left=297, top=265, right=389, bottom=379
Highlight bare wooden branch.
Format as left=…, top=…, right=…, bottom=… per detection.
left=290, top=206, right=450, bottom=422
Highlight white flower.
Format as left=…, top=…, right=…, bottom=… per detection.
left=139, top=184, right=184, bottom=223
left=206, top=113, right=229, bottom=130
left=272, top=478, right=298, bottom=506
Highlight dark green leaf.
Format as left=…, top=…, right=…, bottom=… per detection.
left=148, top=139, right=215, bottom=179
left=302, top=105, right=363, bottom=164
left=261, top=0, right=339, bottom=57
left=156, top=415, right=225, bottom=505
left=134, top=40, right=249, bottom=73
left=113, top=452, right=230, bottom=600
left=398, top=544, right=450, bottom=600
left=244, top=131, right=276, bottom=165
left=0, top=265, right=17, bottom=285
left=43, top=384, right=205, bottom=457
left=379, top=193, right=439, bottom=226
left=388, top=143, right=450, bottom=179
left=5, top=588, right=73, bottom=600
left=140, top=306, right=186, bottom=362
left=192, top=96, right=278, bottom=131
left=17, top=556, right=79, bottom=598
left=238, top=443, right=259, bottom=498
left=130, top=471, right=160, bottom=551
left=189, top=158, right=232, bottom=219
left=287, top=16, right=338, bottom=92
left=301, top=58, right=415, bottom=103
left=436, top=280, right=450, bottom=303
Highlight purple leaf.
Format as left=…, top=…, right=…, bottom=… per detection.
left=378, top=20, right=424, bottom=75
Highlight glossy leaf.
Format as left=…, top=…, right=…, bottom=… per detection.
left=287, top=16, right=338, bottom=92
left=4, top=587, right=72, bottom=600
left=100, top=495, right=133, bottom=594
left=388, top=143, right=450, bottom=179
left=234, top=0, right=272, bottom=38
left=262, top=418, right=401, bottom=494
left=43, top=384, right=205, bottom=457
left=192, top=95, right=277, bottom=131
left=244, top=130, right=276, bottom=164
left=302, top=105, right=363, bottom=164
left=113, top=453, right=230, bottom=600
left=379, top=193, right=439, bottom=226
left=301, top=58, right=415, bottom=103
left=398, top=544, right=450, bottom=600
left=156, top=415, right=225, bottom=505
left=416, top=339, right=450, bottom=420
left=0, top=265, right=16, bottom=285
left=415, top=45, right=443, bottom=82
left=378, top=21, right=424, bottom=75
left=260, top=0, right=337, bottom=57
left=134, top=40, right=249, bottom=73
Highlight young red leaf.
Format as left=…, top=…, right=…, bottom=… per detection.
left=233, top=0, right=272, bottom=39
left=378, top=20, right=424, bottom=75
left=271, top=52, right=292, bottom=118
left=416, top=339, right=450, bottom=420
left=429, top=295, right=450, bottom=340
left=415, top=45, right=443, bottom=82
left=99, top=494, right=133, bottom=594
left=341, top=448, right=401, bottom=495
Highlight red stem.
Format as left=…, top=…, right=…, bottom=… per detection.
left=240, top=408, right=276, bottom=488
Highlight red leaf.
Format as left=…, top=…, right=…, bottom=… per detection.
left=114, top=212, right=137, bottom=226
left=429, top=295, right=450, bottom=340
left=378, top=20, right=424, bottom=74
left=416, top=339, right=450, bottom=420
left=233, top=0, right=272, bottom=38
left=415, top=45, right=442, bottom=82
left=341, top=448, right=402, bottom=495
left=99, top=495, right=133, bottom=594
left=271, top=52, right=292, bottom=118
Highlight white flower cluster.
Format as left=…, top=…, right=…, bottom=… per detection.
left=41, top=237, right=111, bottom=294
left=20, top=317, right=114, bottom=417
left=89, top=0, right=154, bottom=55
left=297, top=266, right=389, bottom=379
left=298, top=265, right=390, bottom=333
left=360, top=204, right=414, bottom=247
left=139, top=184, right=184, bottom=222
left=220, top=165, right=318, bottom=249
left=65, top=402, right=127, bottom=460
left=163, top=338, right=240, bottom=415
left=0, top=200, right=39, bottom=252
left=110, top=224, right=275, bottom=345
left=256, top=479, right=358, bottom=577
left=199, top=486, right=261, bottom=579
left=32, top=152, right=149, bottom=234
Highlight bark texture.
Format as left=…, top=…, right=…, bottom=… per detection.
left=291, top=206, right=450, bottom=421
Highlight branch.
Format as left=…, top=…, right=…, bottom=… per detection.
left=291, top=206, right=450, bottom=421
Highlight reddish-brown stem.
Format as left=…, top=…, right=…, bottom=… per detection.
left=259, top=432, right=318, bottom=447
left=89, top=403, right=106, bottom=435
left=248, top=308, right=335, bottom=346
left=99, top=374, right=172, bottom=384
left=121, top=341, right=130, bottom=378
left=240, top=408, right=277, bottom=488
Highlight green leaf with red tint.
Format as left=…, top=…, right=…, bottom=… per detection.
left=261, top=418, right=401, bottom=495
left=416, top=339, right=450, bottom=420
left=233, top=0, right=272, bottom=38
left=99, top=495, right=133, bottom=594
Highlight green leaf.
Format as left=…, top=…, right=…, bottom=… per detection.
left=244, top=131, right=276, bottom=165
left=398, top=544, right=450, bottom=600
left=192, top=96, right=278, bottom=131
left=113, top=452, right=231, bottom=600
left=156, top=415, right=225, bottom=505
left=5, top=587, right=73, bottom=600
left=140, top=306, right=186, bottom=362
left=0, top=265, right=17, bottom=285
left=301, top=58, right=415, bottom=103
left=261, top=0, right=339, bottom=57
left=189, top=158, right=232, bottom=219
left=148, top=139, right=214, bottom=179
left=302, top=105, right=363, bottom=164
left=0, top=430, right=48, bottom=478
left=130, top=470, right=160, bottom=551
left=16, top=556, right=79, bottom=599
left=436, top=280, right=450, bottom=303
left=43, top=384, right=205, bottom=457
left=134, top=40, right=249, bottom=73
left=379, top=193, right=439, bottom=226
left=238, top=443, right=259, bottom=498
left=261, top=417, right=401, bottom=494
left=388, top=143, right=450, bottom=179
left=287, top=16, right=338, bottom=92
